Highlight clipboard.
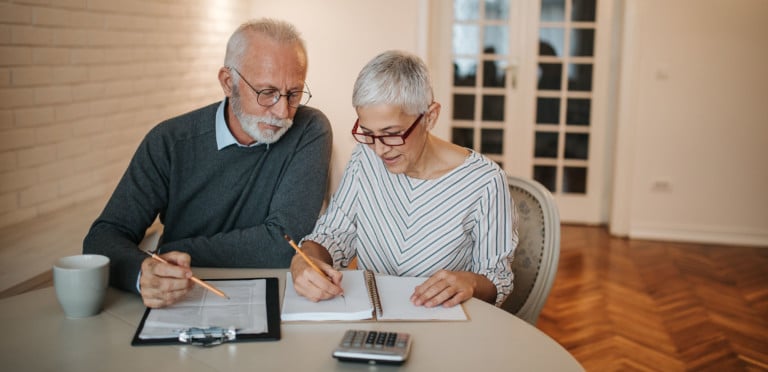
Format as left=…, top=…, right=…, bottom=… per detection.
left=131, top=277, right=281, bottom=346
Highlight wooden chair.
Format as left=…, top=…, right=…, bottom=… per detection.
left=500, top=175, right=561, bottom=326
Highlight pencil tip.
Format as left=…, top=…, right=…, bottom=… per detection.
left=283, top=234, right=291, bottom=241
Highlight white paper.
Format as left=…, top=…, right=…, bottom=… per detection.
left=139, top=279, right=268, bottom=339
left=281, top=271, right=373, bottom=321
left=375, top=275, right=467, bottom=321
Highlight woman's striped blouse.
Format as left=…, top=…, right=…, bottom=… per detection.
left=304, top=144, right=518, bottom=306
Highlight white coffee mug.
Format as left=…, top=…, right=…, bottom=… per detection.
left=53, top=254, right=110, bottom=318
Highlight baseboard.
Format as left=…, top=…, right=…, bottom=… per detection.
left=630, top=224, right=768, bottom=247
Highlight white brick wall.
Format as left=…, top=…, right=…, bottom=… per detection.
left=0, top=0, right=252, bottom=228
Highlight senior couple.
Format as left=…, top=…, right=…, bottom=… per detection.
left=84, top=18, right=517, bottom=310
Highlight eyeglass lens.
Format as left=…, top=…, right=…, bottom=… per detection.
left=230, top=67, right=310, bottom=108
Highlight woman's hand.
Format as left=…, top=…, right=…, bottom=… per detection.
left=289, top=252, right=344, bottom=302
left=410, top=270, right=496, bottom=307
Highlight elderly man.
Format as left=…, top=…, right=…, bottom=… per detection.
left=84, top=18, right=332, bottom=308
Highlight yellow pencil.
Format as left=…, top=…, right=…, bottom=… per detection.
left=145, top=251, right=230, bottom=300
left=283, top=235, right=328, bottom=278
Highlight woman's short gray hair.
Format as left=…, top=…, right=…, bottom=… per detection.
left=224, top=18, right=307, bottom=72
left=352, top=50, right=434, bottom=115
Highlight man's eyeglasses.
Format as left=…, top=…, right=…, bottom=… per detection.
left=351, top=114, right=424, bottom=146
left=228, top=67, right=312, bottom=108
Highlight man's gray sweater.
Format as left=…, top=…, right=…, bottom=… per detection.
left=83, top=101, right=332, bottom=293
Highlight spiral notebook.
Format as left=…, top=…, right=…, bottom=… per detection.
left=281, top=270, right=467, bottom=322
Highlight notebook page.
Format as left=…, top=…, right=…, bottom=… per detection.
left=375, top=275, right=468, bottom=321
left=281, top=270, right=373, bottom=321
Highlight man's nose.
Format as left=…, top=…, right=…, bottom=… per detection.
left=269, top=96, right=292, bottom=118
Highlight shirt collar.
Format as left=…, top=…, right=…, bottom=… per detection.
left=215, top=98, right=262, bottom=150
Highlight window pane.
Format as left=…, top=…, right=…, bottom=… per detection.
left=481, top=129, right=503, bottom=154
left=536, top=97, right=560, bottom=124
left=482, top=94, right=505, bottom=121
left=454, top=58, right=477, bottom=87
left=534, top=131, right=559, bottom=158
left=455, top=0, right=480, bottom=21
left=539, top=29, right=564, bottom=57
left=485, top=0, right=509, bottom=20
left=534, top=166, right=557, bottom=192
left=564, top=133, right=589, bottom=159
left=453, top=94, right=475, bottom=120
left=483, top=58, right=507, bottom=87
left=538, top=63, right=562, bottom=90
left=484, top=25, right=509, bottom=55
left=572, top=0, right=597, bottom=22
left=566, top=98, right=590, bottom=125
left=452, top=128, right=474, bottom=149
left=540, top=0, right=565, bottom=22
left=453, top=24, right=480, bottom=55
left=567, top=63, right=592, bottom=91
left=563, top=166, right=587, bottom=193
left=570, top=29, right=595, bottom=57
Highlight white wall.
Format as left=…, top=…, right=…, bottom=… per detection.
left=611, top=0, right=768, bottom=246
left=0, top=0, right=426, bottom=228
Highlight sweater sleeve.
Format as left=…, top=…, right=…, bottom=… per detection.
left=156, top=109, right=333, bottom=268
left=83, top=124, right=171, bottom=293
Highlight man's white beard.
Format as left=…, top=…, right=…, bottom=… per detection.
left=231, top=89, right=293, bottom=144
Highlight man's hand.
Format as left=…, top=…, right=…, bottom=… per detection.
left=139, top=251, right=194, bottom=308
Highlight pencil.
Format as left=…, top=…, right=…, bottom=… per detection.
left=283, top=235, right=327, bottom=278
left=144, top=251, right=230, bottom=300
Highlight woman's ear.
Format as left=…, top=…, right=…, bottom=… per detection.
left=218, top=67, right=235, bottom=97
left=425, top=101, right=442, bottom=131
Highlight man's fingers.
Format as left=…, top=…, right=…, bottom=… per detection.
left=160, top=251, right=192, bottom=268
left=140, top=254, right=194, bottom=308
left=142, top=286, right=190, bottom=308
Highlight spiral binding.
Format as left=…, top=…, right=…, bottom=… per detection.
left=364, top=270, right=383, bottom=318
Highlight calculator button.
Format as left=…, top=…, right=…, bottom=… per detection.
left=375, top=332, right=387, bottom=348
left=396, top=334, right=409, bottom=348
left=386, top=332, right=397, bottom=347
left=341, top=331, right=354, bottom=346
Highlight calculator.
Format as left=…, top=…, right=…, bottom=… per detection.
left=332, top=329, right=412, bottom=365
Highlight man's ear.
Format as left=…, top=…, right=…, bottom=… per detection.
left=425, top=101, right=442, bottom=131
left=218, top=67, right=234, bottom=97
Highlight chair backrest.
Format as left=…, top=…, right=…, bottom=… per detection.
left=500, top=175, right=561, bottom=326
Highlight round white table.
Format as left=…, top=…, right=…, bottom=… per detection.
left=0, top=268, right=583, bottom=371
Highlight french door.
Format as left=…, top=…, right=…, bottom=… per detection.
left=430, top=0, right=618, bottom=223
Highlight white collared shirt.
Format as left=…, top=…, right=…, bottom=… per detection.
left=215, top=99, right=262, bottom=149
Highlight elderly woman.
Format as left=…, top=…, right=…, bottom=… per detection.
left=290, top=50, right=517, bottom=308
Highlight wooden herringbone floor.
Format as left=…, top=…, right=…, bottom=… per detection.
left=538, top=225, right=768, bottom=372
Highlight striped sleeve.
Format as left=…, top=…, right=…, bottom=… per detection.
left=473, top=169, right=517, bottom=306
left=301, top=147, right=363, bottom=268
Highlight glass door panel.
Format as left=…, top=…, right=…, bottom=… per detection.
left=438, top=0, right=613, bottom=223
left=533, top=0, right=596, bottom=194
left=450, top=0, right=511, bottom=166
